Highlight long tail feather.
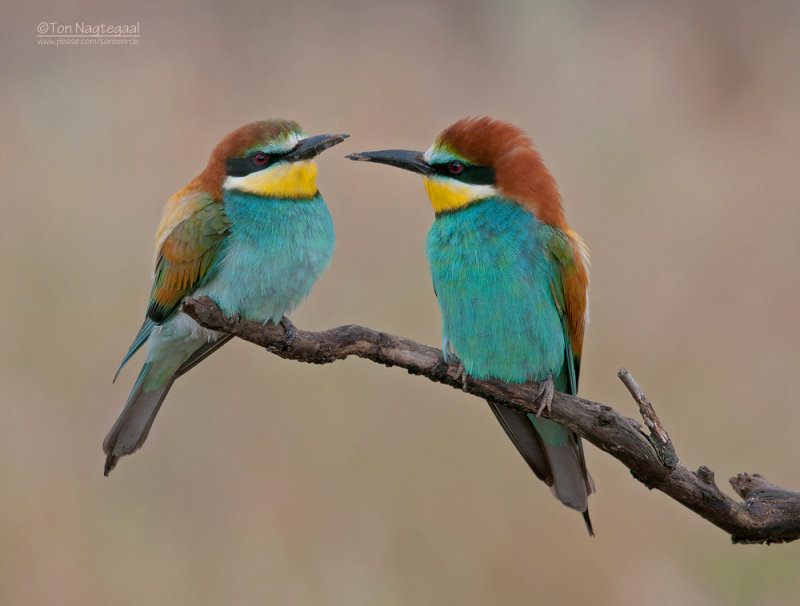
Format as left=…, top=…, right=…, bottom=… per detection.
left=583, top=510, right=594, bottom=536
left=175, top=334, right=233, bottom=378
left=488, top=402, right=594, bottom=534
left=104, top=336, right=231, bottom=476
left=488, top=400, right=552, bottom=485
left=103, top=362, right=175, bottom=475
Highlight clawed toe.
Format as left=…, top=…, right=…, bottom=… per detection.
left=279, top=316, right=297, bottom=346
left=453, top=361, right=469, bottom=392
left=534, top=374, right=554, bottom=417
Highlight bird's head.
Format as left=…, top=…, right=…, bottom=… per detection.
left=199, top=120, right=348, bottom=199
left=348, top=117, right=564, bottom=225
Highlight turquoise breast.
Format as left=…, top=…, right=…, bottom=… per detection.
left=198, top=191, right=335, bottom=323
left=426, top=198, right=565, bottom=385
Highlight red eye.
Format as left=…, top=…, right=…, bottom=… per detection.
left=253, top=152, right=268, bottom=165
left=448, top=161, right=464, bottom=175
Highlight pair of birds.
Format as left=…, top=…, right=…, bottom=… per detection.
left=104, top=117, right=595, bottom=534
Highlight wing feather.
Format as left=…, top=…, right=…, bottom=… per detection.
left=146, top=191, right=230, bottom=323
left=546, top=227, right=589, bottom=393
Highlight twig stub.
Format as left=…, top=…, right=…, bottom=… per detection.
left=618, top=368, right=678, bottom=468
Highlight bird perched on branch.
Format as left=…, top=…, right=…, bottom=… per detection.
left=348, top=117, right=595, bottom=533
left=104, top=120, right=346, bottom=475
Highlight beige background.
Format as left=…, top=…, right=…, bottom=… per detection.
left=2, top=1, right=799, bottom=604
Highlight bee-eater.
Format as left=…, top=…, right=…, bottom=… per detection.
left=348, top=117, right=594, bottom=533
left=104, top=120, right=346, bottom=476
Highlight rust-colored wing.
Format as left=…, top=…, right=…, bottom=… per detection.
left=546, top=226, right=589, bottom=393
left=147, top=190, right=231, bottom=323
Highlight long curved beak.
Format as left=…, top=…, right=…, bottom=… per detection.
left=284, top=133, right=349, bottom=162
left=346, top=149, right=433, bottom=175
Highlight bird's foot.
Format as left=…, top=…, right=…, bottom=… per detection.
left=534, top=374, right=554, bottom=417
left=279, top=316, right=297, bottom=346
left=453, top=361, right=469, bottom=392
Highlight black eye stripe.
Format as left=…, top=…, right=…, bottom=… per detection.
left=226, top=151, right=284, bottom=176
left=430, top=163, right=495, bottom=185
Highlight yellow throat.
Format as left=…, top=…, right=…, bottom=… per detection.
left=230, top=160, right=318, bottom=198
left=423, top=176, right=494, bottom=214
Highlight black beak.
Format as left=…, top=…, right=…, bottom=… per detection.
left=284, top=133, right=349, bottom=162
left=346, top=149, right=433, bottom=175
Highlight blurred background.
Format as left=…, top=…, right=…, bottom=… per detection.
left=2, top=0, right=799, bottom=604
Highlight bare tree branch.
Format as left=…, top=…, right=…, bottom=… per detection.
left=181, top=296, right=800, bottom=545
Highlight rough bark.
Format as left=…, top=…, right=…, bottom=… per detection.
left=181, top=296, right=800, bottom=544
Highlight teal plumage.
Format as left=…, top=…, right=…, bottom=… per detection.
left=197, top=192, right=335, bottom=323
left=428, top=196, right=592, bottom=529
left=348, top=117, right=594, bottom=533
left=104, top=121, right=345, bottom=475
left=138, top=194, right=334, bottom=390
left=427, top=199, right=567, bottom=384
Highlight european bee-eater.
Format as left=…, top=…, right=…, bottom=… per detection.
left=104, top=120, right=346, bottom=475
left=348, top=117, right=594, bottom=533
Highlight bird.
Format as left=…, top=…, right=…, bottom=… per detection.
left=347, top=117, right=594, bottom=533
left=104, top=119, right=346, bottom=476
